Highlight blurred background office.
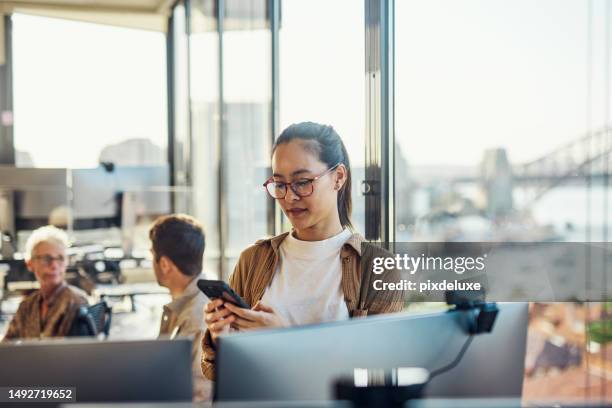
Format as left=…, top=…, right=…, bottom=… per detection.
left=0, top=0, right=610, bottom=403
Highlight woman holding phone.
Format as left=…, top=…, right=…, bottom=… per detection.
left=202, top=122, right=403, bottom=380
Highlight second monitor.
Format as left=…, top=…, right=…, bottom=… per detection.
left=215, top=302, right=528, bottom=401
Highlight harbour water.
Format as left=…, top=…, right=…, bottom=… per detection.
left=405, top=183, right=612, bottom=243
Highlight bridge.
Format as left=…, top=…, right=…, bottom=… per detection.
left=452, top=126, right=612, bottom=205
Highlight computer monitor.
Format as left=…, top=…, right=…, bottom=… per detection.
left=0, top=338, right=192, bottom=403
left=215, top=302, right=528, bottom=401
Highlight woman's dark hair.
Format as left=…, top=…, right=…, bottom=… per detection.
left=273, top=122, right=353, bottom=229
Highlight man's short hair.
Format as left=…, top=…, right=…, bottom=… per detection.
left=25, top=225, right=70, bottom=261
left=149, top=214, right=205, bottom=277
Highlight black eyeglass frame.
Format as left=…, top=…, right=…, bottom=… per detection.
left=262, top=163, right=341, bottom=199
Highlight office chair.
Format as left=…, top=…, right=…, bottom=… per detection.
left=68, top=301, right=112, bottom=338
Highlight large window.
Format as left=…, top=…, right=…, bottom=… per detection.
left=189, top=0, right=272, bottom=279
left=184, top=0, right=367, bottom=279
left=189, top=0, right=222, bottom=278
left=280, top=0, right=366, bottom=233
left=222, top=1, right=272, bottom=275
left=395, top=0, right=610, bottom=400
left=12, top=13, right=167, bottom=168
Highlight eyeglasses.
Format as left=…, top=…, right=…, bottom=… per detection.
left=32, top=255, right=66, bottom=266
left=263, top=163, right=340, bottom=199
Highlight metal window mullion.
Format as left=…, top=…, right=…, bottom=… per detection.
left=185, top=0, right=194, bottom=189
left=364, top=0, right=379, bottom=241
left=269, top=0, right=282, bottom=237
left=364, top=0, right=394, bottom=244
left=386, top=0, right=395, bottom=244
left=166, top=10, right=176, bottom=186
left=0, top=15, right=14, bottom=166
left=217, top=0, right=228, bottom=280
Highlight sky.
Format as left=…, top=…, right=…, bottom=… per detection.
left=394, top=0, right=609, bottom=166
left=11, top=0, right=611, bottom=169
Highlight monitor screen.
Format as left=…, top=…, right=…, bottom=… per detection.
left=216, top=303, right=528, bottom=401
left=0, top=338, right=192, bottom=404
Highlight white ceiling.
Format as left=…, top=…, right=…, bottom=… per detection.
left=0, top=0, right=173, bottom=33
left=0, top=0, right=172, bottom=13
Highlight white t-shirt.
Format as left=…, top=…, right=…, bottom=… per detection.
left=261, top=229, right=352, bottom=326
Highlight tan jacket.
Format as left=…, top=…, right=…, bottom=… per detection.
left=158, top=275, right=212, bottom=401
left=201, top=232, right=405, bottom=380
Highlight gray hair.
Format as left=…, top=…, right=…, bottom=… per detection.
left=25, top=225, right=70, bottom=261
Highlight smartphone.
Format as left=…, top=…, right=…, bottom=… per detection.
left=197, top=279, right=250, bottom=309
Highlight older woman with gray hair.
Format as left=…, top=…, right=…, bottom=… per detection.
left=2, top=226, right=88, bottom=341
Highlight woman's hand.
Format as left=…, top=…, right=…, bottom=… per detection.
left=204, top=298, right=236, bottom=345
left=224, top=301, right=284, bottom=331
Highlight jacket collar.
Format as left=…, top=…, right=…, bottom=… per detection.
left=164, top=274, right=203, bottom=314
left=265, top=230, right=364, bottom=256
left=40, top=281, right=67, bottom=306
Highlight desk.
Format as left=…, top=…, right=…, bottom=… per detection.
left=94, top=283, right=169, bottom=312
left=60, top=399, right=611, bottom=408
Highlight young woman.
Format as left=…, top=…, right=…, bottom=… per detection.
left=201, top=122, right=403, bottom=380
